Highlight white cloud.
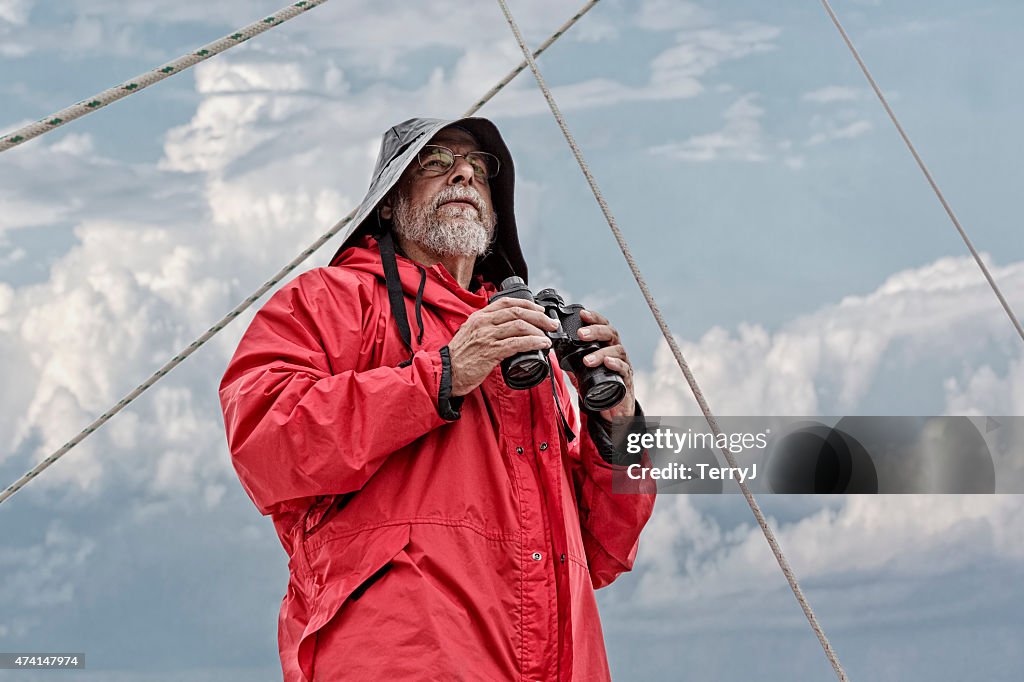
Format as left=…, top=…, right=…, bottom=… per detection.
left=195, top=58, right=348, bottom=95
left=649, top=93, right=767, bottom=162
left=0, top=218, right=240, bottom=503
left=863, top=17, right=954, bottom=41
left=0, top=521, right=95, bottom=639
left=634, top=0, right=711, bottom=32
left=807, top=118, right=873, bottom=146
left=48, top=132, right=95, bottom=156
left=0, top=0, right=32, bottom=25
left=480, top=19, right=781, bottom=118
left=635, top=254, right=1024, bottom=417
left=944, top=357, right=1024, bottom=416
left=0, top=0, right=574, bottom=62
left=802, top=85, right=864, bottom=104
left=634, top=494, right=1024, bottom=614
left=800, top=85, right=881, bottom=148
left=650, top=24, right=780, bottom=91
left=626, top=249, right=1024, bottom=624
left=0, top=133, right=197, bottom=238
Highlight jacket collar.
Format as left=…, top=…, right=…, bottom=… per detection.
left=335, top=235, right=495, bottom=317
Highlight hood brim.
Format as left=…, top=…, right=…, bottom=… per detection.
left=328, top=117, right=527, bottom=285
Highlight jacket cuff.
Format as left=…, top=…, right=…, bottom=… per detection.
left=437, top=346, right=464, bottom=421
left=584, top=401, right=647, bottom=466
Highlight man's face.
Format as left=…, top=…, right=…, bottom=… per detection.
left=381, top=127, right=498, bottom=258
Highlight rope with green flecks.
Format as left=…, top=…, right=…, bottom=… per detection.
left=0, top=0, right=328, bottom=153
left=0, top=0, right=604, bottom=507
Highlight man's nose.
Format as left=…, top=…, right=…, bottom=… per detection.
left=446, top=157, right=477, bottom=187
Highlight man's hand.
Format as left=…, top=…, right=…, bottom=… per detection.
left=448, top=297, right=559, bottom=397
left=570, top=308, right=636, bottom=421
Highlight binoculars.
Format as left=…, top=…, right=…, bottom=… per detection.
left=489, top=277, right=626, bottom=412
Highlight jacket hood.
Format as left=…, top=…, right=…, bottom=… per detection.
left=328, top=117, right=527, bottom=285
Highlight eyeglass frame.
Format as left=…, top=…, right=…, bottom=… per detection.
left=414, top=144, right=501, bottom=181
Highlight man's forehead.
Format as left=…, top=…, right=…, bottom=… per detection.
left=428, top=126, right=481, bottom=149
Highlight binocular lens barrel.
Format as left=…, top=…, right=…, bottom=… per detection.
left=503, top=353, right=550, bottom=390
left=579, top=367, right=627, bottom=412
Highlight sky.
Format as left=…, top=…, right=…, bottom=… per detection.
left=1, top=0, right=1023, bottom=679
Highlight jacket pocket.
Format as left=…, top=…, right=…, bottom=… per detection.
left=295, top=523, right=411, bottom=682
left=302, top=493, right=355, bottom=540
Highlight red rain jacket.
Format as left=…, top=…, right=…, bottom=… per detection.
left=219, top=237, right=655, bottom=681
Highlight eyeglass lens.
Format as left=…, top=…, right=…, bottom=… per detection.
left=419, top=146, right=498, bottom=179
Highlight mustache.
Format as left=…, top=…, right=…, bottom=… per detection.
left=433, top=187, right=484, bottom=213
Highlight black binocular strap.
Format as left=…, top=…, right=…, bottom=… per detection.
left=377, top=230, right=415, bottom=365
left=548, top=364, right=576, bottom=443
left=414, top=265, right=426, bottom=345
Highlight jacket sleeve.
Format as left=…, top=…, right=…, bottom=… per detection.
left=218, top=269, right=450, bottom=516
left=554, top=370, right=656, bottom=589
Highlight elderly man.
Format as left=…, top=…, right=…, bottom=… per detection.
left=219, top=117, right=655, bottom=681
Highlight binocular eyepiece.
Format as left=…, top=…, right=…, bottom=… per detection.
left=489, top=277, right=626, bottom=412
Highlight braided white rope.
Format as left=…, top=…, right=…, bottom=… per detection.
left=0, top=0, right=604, bottom=506
left=0, top=0, right=328, bottom=153
left=820, top=0, right=1024, bottom=344
left=493, top=0, right=850, bottom=679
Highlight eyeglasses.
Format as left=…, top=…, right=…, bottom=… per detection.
left=415, top=145, right=500, bottom=181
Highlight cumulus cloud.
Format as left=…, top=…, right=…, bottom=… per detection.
left=622, top=254, right=1024, bottom=641
left=1, top=219, right=240, bottom=499
left=636, top=255, right=1024, bottom=417
left=0, top=133, right=199, bottom=238
left=944, top=357, right=1024, bottom=416
left=649, top=93, right=768, bottom=162
left=631, top=493, right=1024, bottom=626
left=0, top=521, right=95, bottom=640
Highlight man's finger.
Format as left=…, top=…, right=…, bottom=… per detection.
left=575, top=323, right=619, bottom=344
left=602, top=356, right=633, bottom=379
left=491, top=318, right=553, bottom=341
left=484, top=306, right=559, bottom=331
left=582, top=344, right=628, bottom=369
left=497, top=334, right=553, bottom=359
left=580, top=308, right=609, bottom=326
left=486, top=296, right=545, bottom=315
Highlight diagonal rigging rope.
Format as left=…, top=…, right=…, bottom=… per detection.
left=493, top=0, right=850, bottom=679
left=820, top=0, right=1024, bottom=344
left=0, top=1, right=329, bottom=154
left=0, top=0, right=604, bottom=506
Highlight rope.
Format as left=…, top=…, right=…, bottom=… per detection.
left=493, top=0, right=850, bottom=679
left=0, top=0, right=604, bottom=506
left=820, top=0, right=1024, bottom=345
left=0, top=0, right=329, bottom=154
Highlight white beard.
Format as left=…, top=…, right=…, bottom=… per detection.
left=391, top=188, right=497, bottom=259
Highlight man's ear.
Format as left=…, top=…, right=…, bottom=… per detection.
left=379, top=196, right=393, bottom=221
